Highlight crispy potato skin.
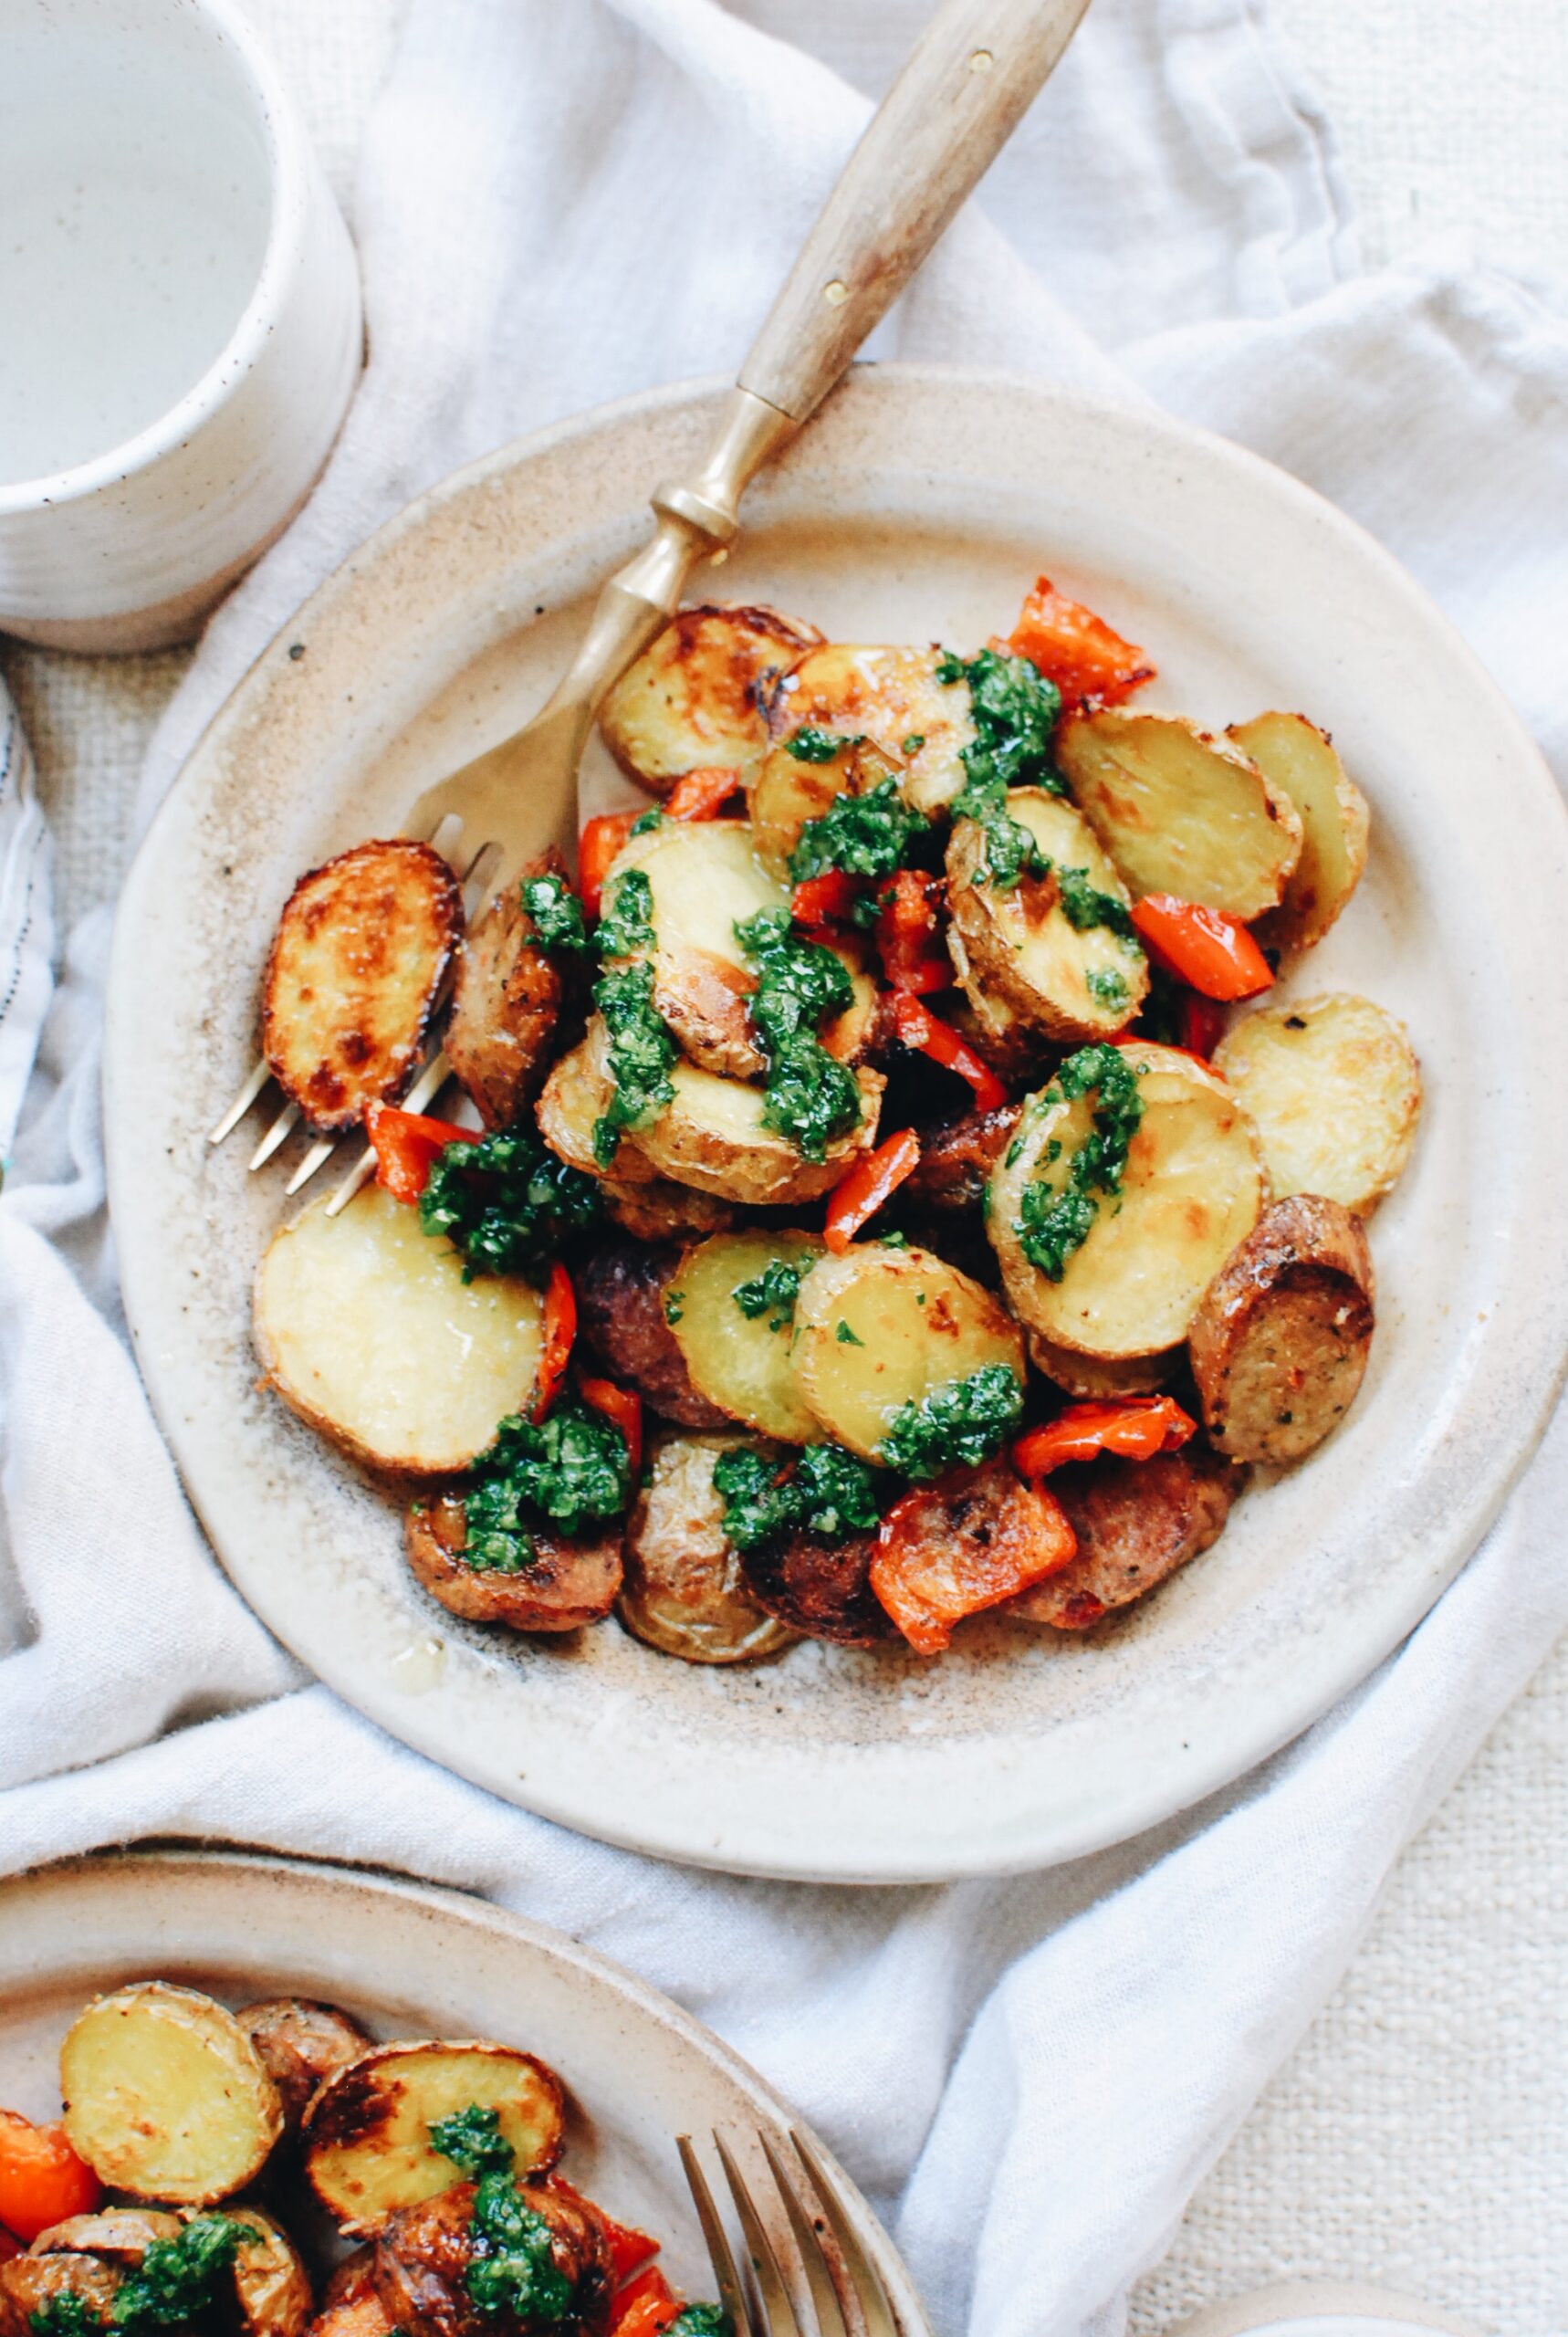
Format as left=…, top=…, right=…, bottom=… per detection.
left=741, top=1533, right=898, bottom=1649
left=1007, top=1443, right=1240, bottom=1628
left=236, top=1999, right=373, bottom=2136
left=947, top=791, right=1146, bottom=1043
left=1187, top=1194, right=1375, bottom=1465
left=227, top=2209, right=314, bottom=2337
left=761, top=645, right=976, bottom=818
left=600, top=605, right=821, bottom=795
left=576, top=1244, right=729, bottom=1430
left=0, top=2254, right=123, bottom=2337
left=406, top=1499, right=622, bottom=1632
left=374, top=2178, right=612, bottom=2337
left=1231, top=712, right=1369, bottom=955
left=263, top=840, right=462, bottom=1131
left=622, top=1432, right=799, bottom=1663
left=904, top=1105, right=1024, bottom=1216
left=1025, top=1334, right=1176, bottom=1399
left=447, top=850, right=572, bottom=1129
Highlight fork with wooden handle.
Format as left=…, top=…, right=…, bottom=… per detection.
left=213, top=0, right=1093, bottom=1213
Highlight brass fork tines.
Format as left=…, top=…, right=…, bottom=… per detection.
left=677, top=2127, right=901, bottom=2337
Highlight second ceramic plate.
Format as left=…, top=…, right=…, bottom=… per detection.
left=104, top=368, right=1568, bottom=1881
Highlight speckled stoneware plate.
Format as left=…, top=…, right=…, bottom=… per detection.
left=103, top=368, right=1568, bottom=1881
left=0, top=1848, right=925, bottom=2331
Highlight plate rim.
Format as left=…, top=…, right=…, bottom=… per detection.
left=104, top=362, right=1568, bottom=1882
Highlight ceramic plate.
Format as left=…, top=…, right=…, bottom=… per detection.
left=104, top=368, right=1568, bottom=1881
left=0, top=1848, right=925, bottom=2331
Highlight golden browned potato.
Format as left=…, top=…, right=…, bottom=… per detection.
left=1025, top=1334, right=1178, bottom=1398
left=227, top=2209, right=315, bottom=2337
left=988, top=1043, right=1266, bottom=1358
left=1229, top=712, right=1369, bottom=953
left=612, top=1035, right=885, bottom=1209
left=1213, top=992, right=1420, bottom=1216
left=255, top=1187, right=545, bottom=1477
left=262, top=840, right=462, bottom=1131
left=59, top=1983, right=285, bottom=2206
left=236, top=1999, right=372, bottom=2134
left=534, top=1037, right=736, bottom=1239
left=0, top=2252, right=123, bottom=2337
left=792, top=1244, right=1025, bottom=1464
left=374, top=2175, right=612, bottom=2337
left=747, top=734, right=906, bottom=876
left=604, top=820, right=785, bottom=1078
left=669, top=1231, right=826, bottom=1441
left=762, top=645, right=977, bottom=817
left=304, top=2041, right=565, bottom=2237
left=946, top=788, right=1147, bottom=1041
left=446, top=850, right=575, bottom=1130
left=1055, top=708, right=1302, bottom=918
left=404, top=1498, right=622, bottom=1633
left=1187, top=1193, right=1375, bottom=1464
left=621, top=1432, right=799, bottom=1663
left=577, top=1243, right=729, bottom=1429
left=1005, top=1444, right=1240, bottom=1629
left=599, top=604, right=821, bottom=796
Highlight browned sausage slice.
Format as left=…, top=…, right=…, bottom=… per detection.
left=1007, top=1444, right=1240, bottom=1629
left=236, top=2000, right=372, bottom=2134
left=405, top=1498, right=621, bottom=1632
left=902, top=1103, right=1024, bottom=1215
left=1187, top=1193, right=1375, bottom=1464
left=576, top=1244, right=730, bottom=1430
left=741, top=1531, right=897, bottom=1648
left=446, top=849, right=574, bottom=1130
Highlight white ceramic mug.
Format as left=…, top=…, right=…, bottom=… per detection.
left=0, top=0, right=362, bottom=651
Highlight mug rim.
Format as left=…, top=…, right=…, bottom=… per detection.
left=0, top=0, right=313, bottom=518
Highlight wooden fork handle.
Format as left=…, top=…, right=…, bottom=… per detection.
left=738, top=0, right=1092, bottom=425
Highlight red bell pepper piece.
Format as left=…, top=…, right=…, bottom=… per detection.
left=871, top=1469, right=1078, bottom=1654
left=1008, top=575, right=1155, bottom=707
left=875, top=871, right=949, bottom=994
left=1014, top=1396, right=1196, bottom=1476
left=579, top=812, right=643, bottom=921
left=610, top=2267, right=683, bottom=2337
left=365, top=1101, right=474, bottom=1205
left=601, top=2216, right=660, bottom=2290
left=886, top=991, right=1009, bottom=1113
left=1179, top=989, right=1228, bottom=1060
left=823, top=1128, right=921, bottom=1254
left=665, top=765, right=742, bottom=821
left=533, top=1263, right=578, bottom=1421
left=0, top=2112, right=100, bottom=2243
left=1130, top=894, right=1273, bottom=1002
left=579, top=1370, right=643, bottom=1486
left=791, top=869, right=861, bottom=928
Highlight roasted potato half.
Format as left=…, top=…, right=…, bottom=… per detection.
left=447, top=850, right=574, bottom=1129
left=1188, top=1193, right=1375, bottom=1464
left=946, top=788, right=1147, bottom=1041
left=747, top=733, right=905, bottom=877
left=762, top=645, right=977, bottom=818
left=405, top=1499, right=622, bottom=1632
left=1229, top=712, right=1369, bottom=953
left=1006, top=1443, right=1240, bottom=1629
left=304, top=2040, right=565, bottom=2237
left=236, top=1999, right=372, bottom=2135
left=1055, top=708, right=1302, bottom=918
left=535, top=1037, right=736, bottom=1238
left=262, top=840, right=462, bottom=1131
left=668, top=1230, right=826, bottom=1441
left=1025, top=1334, right=1178, bottom=1399
left=255, top=1186, right=545, bottom=1477
left=1213, top=991, right=1420, bottom=1216
left=599, top=603, right=822, bottom=795
left=59, top=1983, right=284, bottom=2206
left=621, top=1432, right=800, bottom=1663
left=607, top=819, right=784, bottom=1079
left=612, top=1036, right=885, bottom=1208
left=29, top=2202, right=310, bottom=2337
left=988, top=1043, right=1266, bottom=1357
left=792, top=1244, right=1025, bottom=1464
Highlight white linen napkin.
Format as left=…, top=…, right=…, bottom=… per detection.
left=4, top=4, right=1568, bottom=2334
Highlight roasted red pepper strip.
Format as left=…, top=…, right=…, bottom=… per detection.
left=610, top=2267, right=683, bottom=2337
left=1008, top=575, right=1155, bottom=707
left=1130, top=894, right=1273, bottom=1002
left=823, top=1128, right=921, bottom=1254
left=875, top=870, right=949, bottom=993
left=533, top=1263, right=578, bottom=1421
left=872, top=1469, right=1078, bottom=1655
left=1179, top=990, right=1228, bottom=1060
left=0, top=2112, right=100, bottom=2244
left=886, top=991, right=1009, bottom=1113
left=601, top=2216, right=660, bottom=2290
left=791, top=869, right=861, bottom=927
left=579, top=811, right=643, bottom=921
left=365, top=1101, right=474, bottom=1205
left=665, top=764, right=742, bottom=821
left=1014, top=1396, right=1196, bottom=1476
left=579, top=1370, right=643, bottom=1486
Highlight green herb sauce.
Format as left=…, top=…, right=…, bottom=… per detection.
left=630, top=806, right=664, bottom=836
left=785, top=725, right=861, bottom=763
left=835, top=1320, right=865, bottom=1346
left=878, top=1361, right=1023, bottom=1479
left=591, top=867, right=677, bottom=1168
left=462, top=1401, right=633, bottom=1569
left=1015, top=1043, right=1145, bottom=1282
left=519, top=873, right=590, bottom=955
left=1085, top=967, right=1130, bottom=1009
left=31, top=2216, right=246, bottom=2337
left=732, top=1259, right=801, bottom=1333
left=936, top=646, right=1064, bottom=890
left=786, top=778, right=930, bottom=890
left=733, top=908, right=861, bottom=1162
left=430, top=2104, right=570, bottom=2325
left=663, top=1289, right=685, bottom=1326
left=714, top=1443, right=886, bottom=1553
left=421, top=1130, right=601, bottom=1283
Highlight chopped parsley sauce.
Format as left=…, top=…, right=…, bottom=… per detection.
left=30, top=2216, right=245, bottom=2337
left=1015, top=1043, right=1145, bottom=1282
left=734, top=908, right=861, bottom=1162
left=421, top=1129, right=601, bottom=1282
left=732, top=1259, right=801, bottom=1332
left=714, top=1443, right=886, bottom=1553
left=591, top=867, right=677, bottom=1168
left=430, top=2105, right=570, bottom=2325
left=462, top=1401, right=633, bottom=1570
left=787, top=778, right=930, bottom=891
left=878, top=1361, right=1023, bottom=1478
left=937, top=646, right=1063, bottom=889
left=519, top=873, right=590, bottom=955
left=785, top=725, right=861, bottom=763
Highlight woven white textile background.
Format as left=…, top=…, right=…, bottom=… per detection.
left=3, top=2, right=1566, bottom=2332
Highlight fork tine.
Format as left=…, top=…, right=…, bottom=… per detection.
left=461, top=838, right=504, bottom=916
left=713, top=2133, right=800, bottom=2337
left=209, top=1057, right=271, bottom=1144
left=428, top=811, right=466, bottom=864
left=248, top=1098, right=299, bottom=1170
left=321, top=1045, right=455, bottom=1216
left=787, top=2133, right=898, bottom=2337
left=283, top=1137, right=336, bottom=1196
left=677, top=2136, right=752, bottom=2337
left=756, top=2133, right=848, bottom=2337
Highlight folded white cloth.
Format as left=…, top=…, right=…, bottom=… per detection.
left=4, top=5, right=1567, bottom=2334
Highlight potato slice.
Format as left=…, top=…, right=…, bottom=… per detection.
left=237, top=2000, right=372, bottom=2135
left=255, top=1186, right=544, bottom=1476
left=621, top=1431, right=799, bottom=1663
left=762, top=645, right=976, bottom=817
left=613, top=1036, right=885, bottom=1208
left=669, top=1231, right=826, bottom=1441
left=536, top=1037, right=735, bottom=1238
left=988, top=1042, right=1266, bottom=1357
left=1213, top=991, right=1419, bottom=1215
left=304, top=2041, right=564, bottom=2237
left=599, top=604, right=822, bottom=794
left=1026, top=1334, right=1177, bottom=1398
left=1229, top=711, right=1369, bottom=953
left=227, top=2209, right=314, bottom=2337
left=1055, top=708, right=1302, bottom=917
left=59, top=1983, right=284, bottom=2206
left=609, top=818, right=784, bottom=1078
left=793, top=1244, right=1024, bottom=1464
left=747, top=734, right=905, bottom=877
left=262, top=840, right=461, bottom=1131
left=947, top=788, right=1147, bottom=1041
